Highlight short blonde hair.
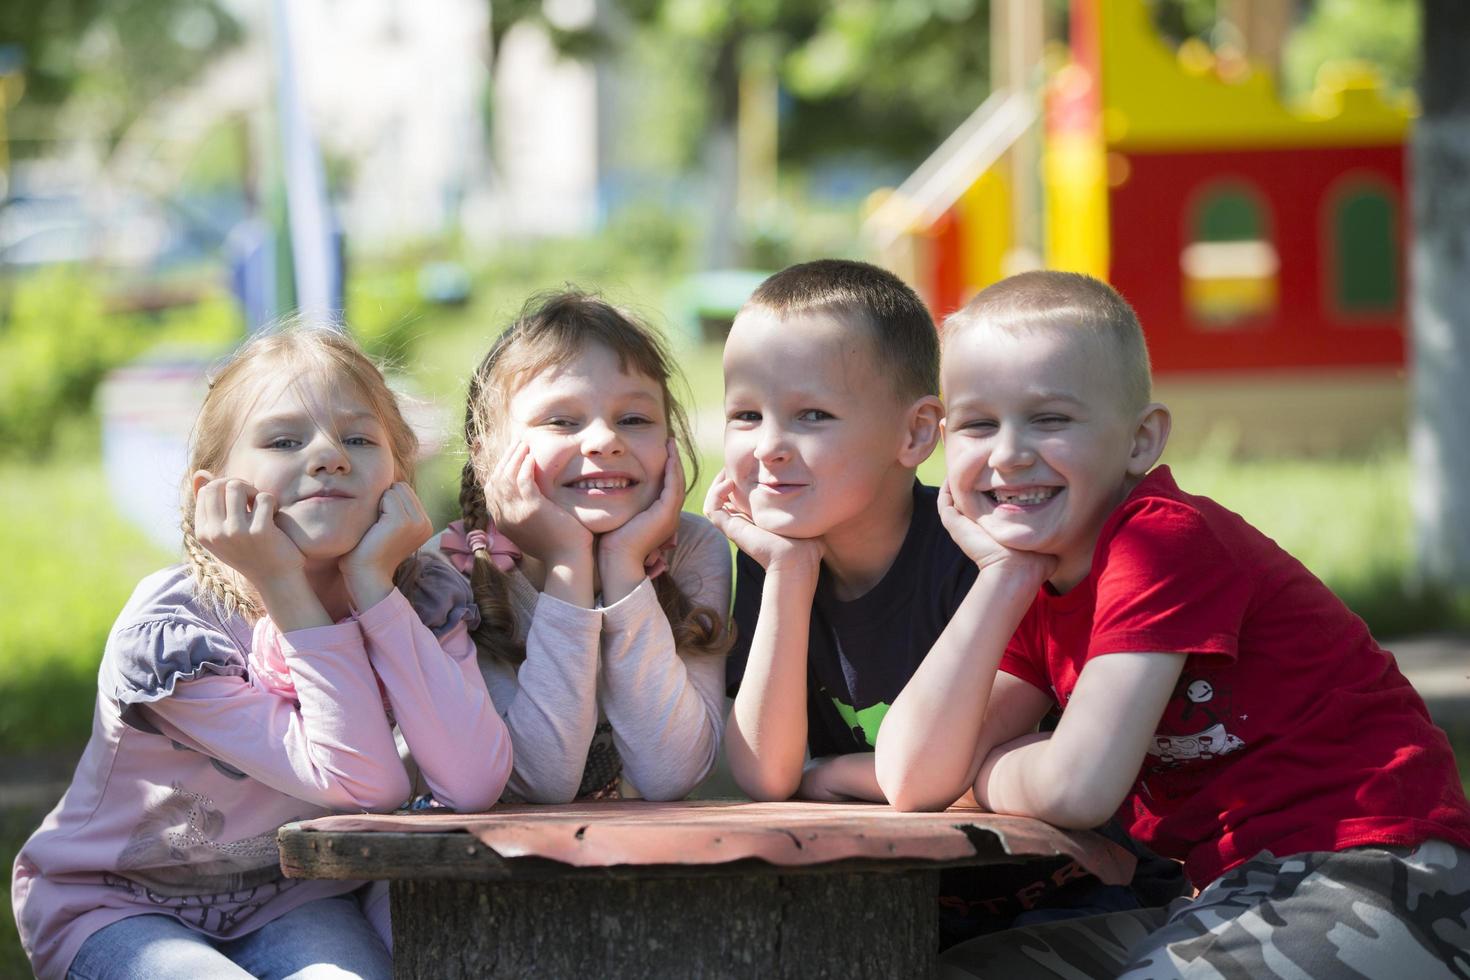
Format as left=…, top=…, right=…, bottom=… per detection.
left=181, top=324, right=420, bottom=620
left=944, top=271, right=1153, bottom=414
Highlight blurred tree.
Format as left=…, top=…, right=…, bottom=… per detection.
left=0, top=0, right=239, bottom=158
left=1410, top=0, right=1470, bottom=589
left=1281, top=0, right=1418, bottom=99
left=491, top=0, right=995, bottom=264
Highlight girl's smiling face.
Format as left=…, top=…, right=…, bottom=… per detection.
left=218, top=373, right=396, bottom=565
left=502, top=341, right=670, bottom=535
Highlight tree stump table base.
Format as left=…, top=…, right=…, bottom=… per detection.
left=390, top=870, right=939, bottom=979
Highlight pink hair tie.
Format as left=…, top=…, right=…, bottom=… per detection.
left=440, top=519, right=521, bottom=575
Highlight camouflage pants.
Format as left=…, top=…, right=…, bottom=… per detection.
left=938, top=840, right=1470, bottom=979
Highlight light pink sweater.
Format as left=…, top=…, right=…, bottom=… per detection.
left=11, top=557, right=511, bottom=979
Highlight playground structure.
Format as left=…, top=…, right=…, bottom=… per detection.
left=866, top=0, right=1415, bottom=455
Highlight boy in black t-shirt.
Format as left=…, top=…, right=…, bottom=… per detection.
left=704, top=259, right=1184, bottom=947
left=704, top=259, right=950, bottom=802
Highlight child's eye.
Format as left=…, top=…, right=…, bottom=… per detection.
left=956, top=419, right=997, bottom=434
left=343, top=435, right=375, bottom=447
left=796, top=409, right=834, bottom=422
left=267, top=437, right=301, bottom=449
left=1034, top=415, right=1071, bottom=427
left=619, top=415, right=654, bottom=427
left=543, top=418, right=578, bottom=429
left=727, top=410, right=760, bottom=424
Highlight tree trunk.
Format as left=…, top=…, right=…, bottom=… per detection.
left=702, top=33, right=742, bottom=269
left=1410, top=0, right=1470, bottom=588
left=389, top=871, right=938, bottom=979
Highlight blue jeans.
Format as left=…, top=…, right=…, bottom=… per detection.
left=66, top=892, right=392, bottom=980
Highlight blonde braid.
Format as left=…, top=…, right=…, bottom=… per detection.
left=180, top=504, right=262, bottom=623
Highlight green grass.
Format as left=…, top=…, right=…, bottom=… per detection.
left=0, top=454, right=172, bottom=752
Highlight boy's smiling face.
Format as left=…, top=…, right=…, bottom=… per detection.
left=942, top=322, right=1164, bottom=591
left=722, top=309, right=912, bottom=541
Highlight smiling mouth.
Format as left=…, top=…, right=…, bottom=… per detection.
left=985, top=487, right=1061, bottom=507
left=567, top=476, right=637, bottom=492
left=755, top=482, right=807, bottom=495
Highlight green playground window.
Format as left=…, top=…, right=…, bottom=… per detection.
left=1182, top=182, right=1278, bottom=328
left=1328, top=182, right=1399, bottom=316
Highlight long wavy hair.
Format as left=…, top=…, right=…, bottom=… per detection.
left=180, top=325, right=421, bottom=621
left=459, top=290, right=728, bottom=664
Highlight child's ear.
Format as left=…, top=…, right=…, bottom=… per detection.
left=1126, top=403, right=1171, bottom=477
left=190, top=469, right=215, bottom=495
left=898, top=395, right=944, bottom=468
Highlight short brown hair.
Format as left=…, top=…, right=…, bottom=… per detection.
left=944, top=271, right=1153, bottom=413
left=742, top=259, right=939, bottom=402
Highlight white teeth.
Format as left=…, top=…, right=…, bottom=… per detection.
left=572, top=478, right=631, bottom=490
left=991, top=487, right=1059, bottom=505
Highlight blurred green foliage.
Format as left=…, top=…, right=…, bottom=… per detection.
left=1, top=0, right=240, bottom=157
left=1282, top=0, right=1419, bottom=101
left=0, top=271, right=240, bottom=460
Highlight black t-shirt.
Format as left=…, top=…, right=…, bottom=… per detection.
left=726, top=481, right=978, bottom=757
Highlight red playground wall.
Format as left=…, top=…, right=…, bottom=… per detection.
left=1108, top=143, right=1406, bottom=375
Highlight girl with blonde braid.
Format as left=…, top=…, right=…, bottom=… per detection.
left=13, top=327, right=511, bottom=980
left=434, top=290, right=731, bottom=803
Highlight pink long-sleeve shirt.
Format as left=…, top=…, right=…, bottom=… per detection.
left=11, top=558, right=511, bottom=980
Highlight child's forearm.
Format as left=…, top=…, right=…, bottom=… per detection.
left=541, top=550, right=596, bottom=609
left=974, top=732, right=1083, bottom=826
left=876, top=564, right=1040, bottom=811
left=726, top=562, right=819, bottom=801
left=492, top=597, right=604, bottom=803
left=359, top=595, right=512, bottom=813
left=597, top=582, right=724, bottom=801
left=256, top=573, right=333, bottom=632
left=798, top=753, right=885, bottom=802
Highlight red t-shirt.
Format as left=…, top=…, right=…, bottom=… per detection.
left=999, top=466, right=1470, bottom=889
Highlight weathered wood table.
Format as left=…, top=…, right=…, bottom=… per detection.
left=278, top=800, right=1133, bottom=979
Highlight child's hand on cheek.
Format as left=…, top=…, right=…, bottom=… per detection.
left=703, top=468, right=823, bottom=578
left=487, top=442, right=594, bottom=568
left=192, top=472, right=307, bottom=586
left=938, top=480, right=1056, bottom=583
left=598, top=439, right=683, bottom=602
left=339, top=482, right=434, bottom=610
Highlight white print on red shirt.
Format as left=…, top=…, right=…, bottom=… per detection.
left=1145, top=675, right=1246, bottom=769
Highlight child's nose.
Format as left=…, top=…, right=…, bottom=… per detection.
left=582, top=419, right=624, bottom=455
left=990, top=426, right=1034, bottom=470
left=752, top=423, right=791, bottom=463
left=307, top=435, right=351, bottom=473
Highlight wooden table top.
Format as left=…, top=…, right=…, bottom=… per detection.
left=278, top=799, right=1135, bottom=884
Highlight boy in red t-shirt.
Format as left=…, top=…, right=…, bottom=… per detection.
left=876, top=270, right=1470, bottom=978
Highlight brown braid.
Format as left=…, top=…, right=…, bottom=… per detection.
left=457, top=457, right=528, bottom=664
left=458, top=289, right=731, bottom=664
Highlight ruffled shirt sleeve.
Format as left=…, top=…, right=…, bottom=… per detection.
left=113, top=610, right=413, bottom=813
left=596, top=511, right=731, bottom=800
left=370, top=554, right=511, bottom=812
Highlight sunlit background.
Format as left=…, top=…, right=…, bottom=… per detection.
left=1, top=0, right=1465, bottom=971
